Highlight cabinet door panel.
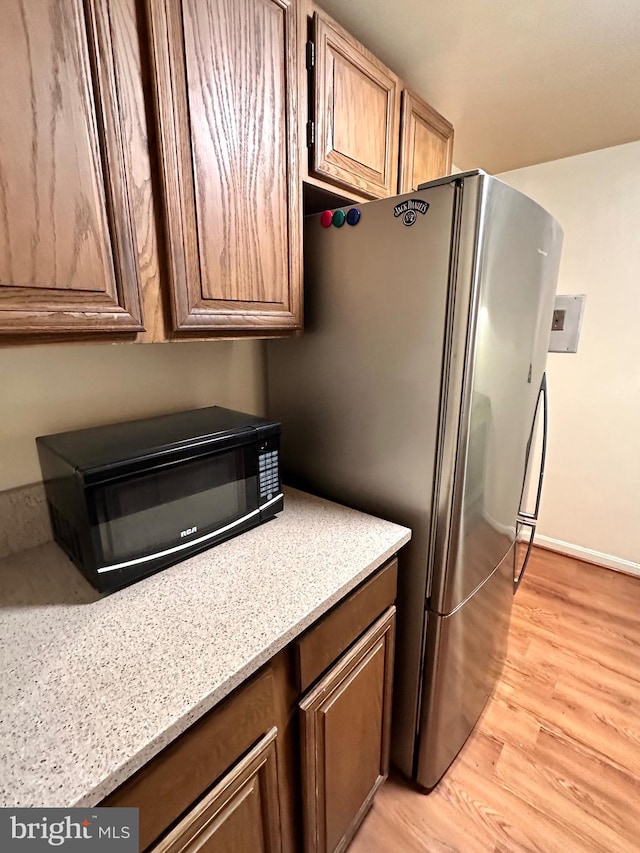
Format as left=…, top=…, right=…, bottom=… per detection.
left=332, top=62, right=388, bottom=177
left=0, top=0, right=143, bottom=334
left=311, top=13, right=400, bottom=199
left=399, top=89, right=454, bottom=193
left=151, top=727, right=282, bottom=853
left=300, top=607, right=396, bottom=853
left=295, top=557, right=397, bottom=693
left=147, top=0, right=302, bottom=333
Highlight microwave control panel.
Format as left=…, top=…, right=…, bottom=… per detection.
left=258, top=440, right=280, bottom=502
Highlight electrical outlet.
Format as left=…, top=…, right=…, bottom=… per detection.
left=552, top=309, right=565, bottom=331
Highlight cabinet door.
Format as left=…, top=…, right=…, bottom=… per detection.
left=147, top=0, right=302, bottom=334
left=151, top=727, right=282, bottom=853
left=299, top=607, right=396, bottom=853
left=310, top=13, right=400, bottom=199
left=0, top=0, right=143, bottom=336
left=398, top=89, right=454, bottom=193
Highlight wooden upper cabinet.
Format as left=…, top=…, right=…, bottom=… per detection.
left=398, top=89, right=454, bottom=193
left=146, top=0, right=302, bottom=334
left=310, top=12, right=400, bottom=200
left=0, top=0, right=143, bottom=336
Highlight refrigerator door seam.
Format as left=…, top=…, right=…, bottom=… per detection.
left=414, top=178, right=466, bottom=750
left=424, top=177, right=466, bottom=601
left=430, top=176, right=489, bottom=614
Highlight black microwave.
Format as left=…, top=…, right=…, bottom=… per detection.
left=37, top=407, right=283, bottom=594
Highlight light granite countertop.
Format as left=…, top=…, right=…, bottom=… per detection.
left=0, top=488, right=410, bottom=809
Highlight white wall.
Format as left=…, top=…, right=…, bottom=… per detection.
left=0, top=341, right=265, bottom=491
left=500, top=141, right=640, bottom=570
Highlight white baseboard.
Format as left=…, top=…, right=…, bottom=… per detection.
left=534, top=534, right=640, bottom=578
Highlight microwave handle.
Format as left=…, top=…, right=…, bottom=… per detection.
left=96, top=492, right=284, bottom=574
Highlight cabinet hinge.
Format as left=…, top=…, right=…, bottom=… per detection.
left=306, top=41, right=315, bottom=70
left=306, top=120, right=315, bottom=148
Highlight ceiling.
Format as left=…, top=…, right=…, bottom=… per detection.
left=316, top=0, right=640, bottom=174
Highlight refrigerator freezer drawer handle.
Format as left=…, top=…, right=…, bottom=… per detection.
left=518, top=510, right=536, bottom=521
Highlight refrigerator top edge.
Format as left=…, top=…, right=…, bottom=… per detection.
left=417, top=168, right=487, bottom=189
left=416, top=170, right=563, bottom=240
left=305, top=169, right=562, bottom=244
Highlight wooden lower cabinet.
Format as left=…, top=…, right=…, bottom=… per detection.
left=101, top=558, right=398, bottom=853
left=299, top=607, right=396, bottom=853
left=150, top=728, right=282, bottom=853
left=102, top=668, right=286, bottom=851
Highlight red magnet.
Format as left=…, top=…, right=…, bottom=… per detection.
left=320, top=210, right=333, bottom=228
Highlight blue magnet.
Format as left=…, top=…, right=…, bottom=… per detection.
left=346, top=208, right=361, bottom=226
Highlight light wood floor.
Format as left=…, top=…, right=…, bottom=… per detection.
left=350, top=547, right=640, bottom=853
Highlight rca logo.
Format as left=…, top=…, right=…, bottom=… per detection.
left=180, top=526, right=198, bottom=538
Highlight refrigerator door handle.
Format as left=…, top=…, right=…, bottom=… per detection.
left=518, top=372, right=548, bottom=523
left=514, top=518, right=536, bottom=591
left=515, top=373, right=548, bottom=592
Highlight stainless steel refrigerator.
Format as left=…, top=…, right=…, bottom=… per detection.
left=266, top=171, right=562, bottom=788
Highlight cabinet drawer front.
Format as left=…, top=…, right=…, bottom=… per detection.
left=311, top=12, right=400, bottom=199
left=0, top=0, right=143, bottom=334
left=295, top=557, right=397, bottom=693
left=102, top=667, right=277, bottom=851
left=299, top=607, right=396, bottom=853
left=151, top=727, right=282, bottom=853
left=398, top=89, right=454, bottom=193
left=147, top=0, right=302, bottom=333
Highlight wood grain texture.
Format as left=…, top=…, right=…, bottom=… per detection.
left=349, top=548, right=640, bottom=853
left=109, top=0, right=170, bottom=343
left=146, top=0, right=302, bottom=333
left=300, top=606, right=395, bottom=853
left=310, top=9, right=400, bottom=199
left=0, top=0, right=143, bottom=334
left=332, top=59, right=387, bottom=174
left=184, top=0, right=287, bottom=305
left=150, top=727, right=283, bottom=853
left=398, top=89, right=454, bottom=193
left=295, top=557, right=397, bottom=693
left=103, top=667, right=278, bottom=851
left=270, top=647, right=305, bottom=853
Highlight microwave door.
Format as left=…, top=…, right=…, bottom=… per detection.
left=91, top=446, right=259, bottom=571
